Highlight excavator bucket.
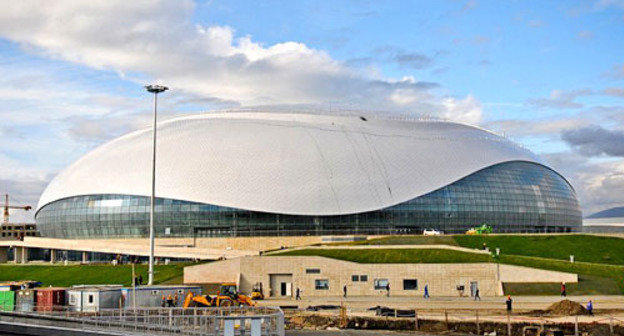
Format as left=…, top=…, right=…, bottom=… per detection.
left=183, top=292, right=214, bottom=308
left=193, top=296, right=212, bottom=307
left=183, top=292, right=194, bottom=309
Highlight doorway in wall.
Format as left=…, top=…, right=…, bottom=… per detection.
left=269, top=274, right=293, bottom=297
left=470, top=281, right=479, bottom=297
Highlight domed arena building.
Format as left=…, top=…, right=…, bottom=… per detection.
left=35, top=112, right=582, bottom=238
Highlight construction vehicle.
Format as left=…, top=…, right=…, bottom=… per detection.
left=2, top=194, right=32, bottom=224
left=183, top=283, right=255, bottom=308
left=250, top=282, right=264, bottom=300
left=466, top=224, right=493, bottom=235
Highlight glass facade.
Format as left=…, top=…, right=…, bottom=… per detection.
left=35, top=161, right=582, bottom=238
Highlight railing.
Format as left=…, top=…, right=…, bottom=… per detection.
left=7, top=306, right=285, bottom=336
left=368, top=308, right=624, bottom=336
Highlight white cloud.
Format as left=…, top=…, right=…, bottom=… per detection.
left=543, top=152, right=624, bottom=215
left=485, top=117, right=589, bottom=137
left=0, top=0, right=489, bottom=222
left=439, top=95, right=483, bottom=124
left=0, top=0, right=479, bottom=122
left=527, top=89, right=592, bottom=109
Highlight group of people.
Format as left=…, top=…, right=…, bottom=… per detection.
left=161, top=294, right=179, bottom=307
left=133, top=274, right=144, bottom=286
left=294, top=281, right=593, bottom=316
left=504, top=295, right=593, bottom=315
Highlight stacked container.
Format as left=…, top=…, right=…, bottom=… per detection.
left=36, top=288, right=66, bottom=312
left=0, top=281, right=42, bottom=312
left=15, top=289, right=35, bottom=312
left=0, top=291, right=14, bottom=311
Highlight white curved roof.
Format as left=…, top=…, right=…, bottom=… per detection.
left=38, top=112, right=544, bottom=215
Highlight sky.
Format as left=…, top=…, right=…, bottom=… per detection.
left=0, top=0, right=623, bottom=222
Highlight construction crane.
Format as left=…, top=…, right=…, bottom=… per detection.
left=2, top=194, right=32, bottom=224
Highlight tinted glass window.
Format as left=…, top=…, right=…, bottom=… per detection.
left=315, top=280, right=329, bottom=290
left=374, top=279, right=389, bottom=290
left=36, top=162, right=581, bottom=238
left=403, top=279, right=418, bottom=290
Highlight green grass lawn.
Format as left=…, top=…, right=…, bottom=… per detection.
left=347, top=235, right=458, bottom=246
left=0, top=264, right=187, bottom=287
left=498, top=254, right=624, bottom=294
left=273, top=248, right=493, bottom=263
left=342, top=234, right=624, bottom=266
left=455, top=235, right=624, bottom=266
left=503, top=274, right=621, bottom=296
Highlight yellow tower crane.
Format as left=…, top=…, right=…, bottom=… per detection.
left=2, top=194, right=32, bottom=224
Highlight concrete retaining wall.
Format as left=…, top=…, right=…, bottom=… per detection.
left=185, top=256, right=577, bottom=298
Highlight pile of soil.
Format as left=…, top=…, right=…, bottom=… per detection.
left=546, top=299, right=589, bottom=315
left=286, top=313, right=338, bottom=330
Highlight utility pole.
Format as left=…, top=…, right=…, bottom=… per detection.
left=145, top=84, right=168, bottom=285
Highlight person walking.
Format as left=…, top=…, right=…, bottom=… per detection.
left=386, top=283, right=390, bottom=297
left=587, top=300, right=593, bottom=316
left=560, top=282, right=567, bottom=297
left=505, top=295, right=513, bottom=313
left=295, top=287, right=301, bottom=300
left=424, top=284, right=430, bottom=299
left=343, top=285, right=347, bottom=298
left=138, top=274, right=143, bottom=286
left=474, top=288, right=481, bottom=301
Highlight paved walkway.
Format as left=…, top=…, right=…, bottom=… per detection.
left=268, top=244, right=490, bottom=255
left=0, top=237, right=258, bottom=261
left=258, top=295, right=624, bottom=311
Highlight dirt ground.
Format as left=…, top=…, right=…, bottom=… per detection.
left=257, top=294, right=624, bottom=312
left=257, top=295, right=624, bottom=327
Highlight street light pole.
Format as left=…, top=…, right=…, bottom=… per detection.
left=145, top=84, right=168, bottom=286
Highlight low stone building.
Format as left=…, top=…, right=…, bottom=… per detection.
left=184, top=256, right=577, bottom=298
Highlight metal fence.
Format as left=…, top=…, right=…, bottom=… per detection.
left=372, top=308, right=624, bottom=336
left=8, top=306, right=285, bottom=336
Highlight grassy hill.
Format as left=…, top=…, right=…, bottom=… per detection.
left=0, top=264, right=187, bottom=287
left=348, top=234, right=624, bottom=266
left=498, top=254, right=624, bottom=295
left=348, top=235, right=458, bottom=246
left=279, top=234, right=624, bottom=295
left=275, top=248, right=492, bottom=263
left=455, top=235, right=624, bottom=265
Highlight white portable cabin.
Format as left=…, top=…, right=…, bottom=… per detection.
left=66, top=285, right=123, bottom=312
left=121, top=285, right=202, bottom=308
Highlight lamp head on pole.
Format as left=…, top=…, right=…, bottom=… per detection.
left=145, top=84, right=168, bottom=94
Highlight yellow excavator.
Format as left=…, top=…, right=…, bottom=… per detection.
left=183, top=283, right=255, bottom=308
left=250, top=282, right=264, bottom=300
